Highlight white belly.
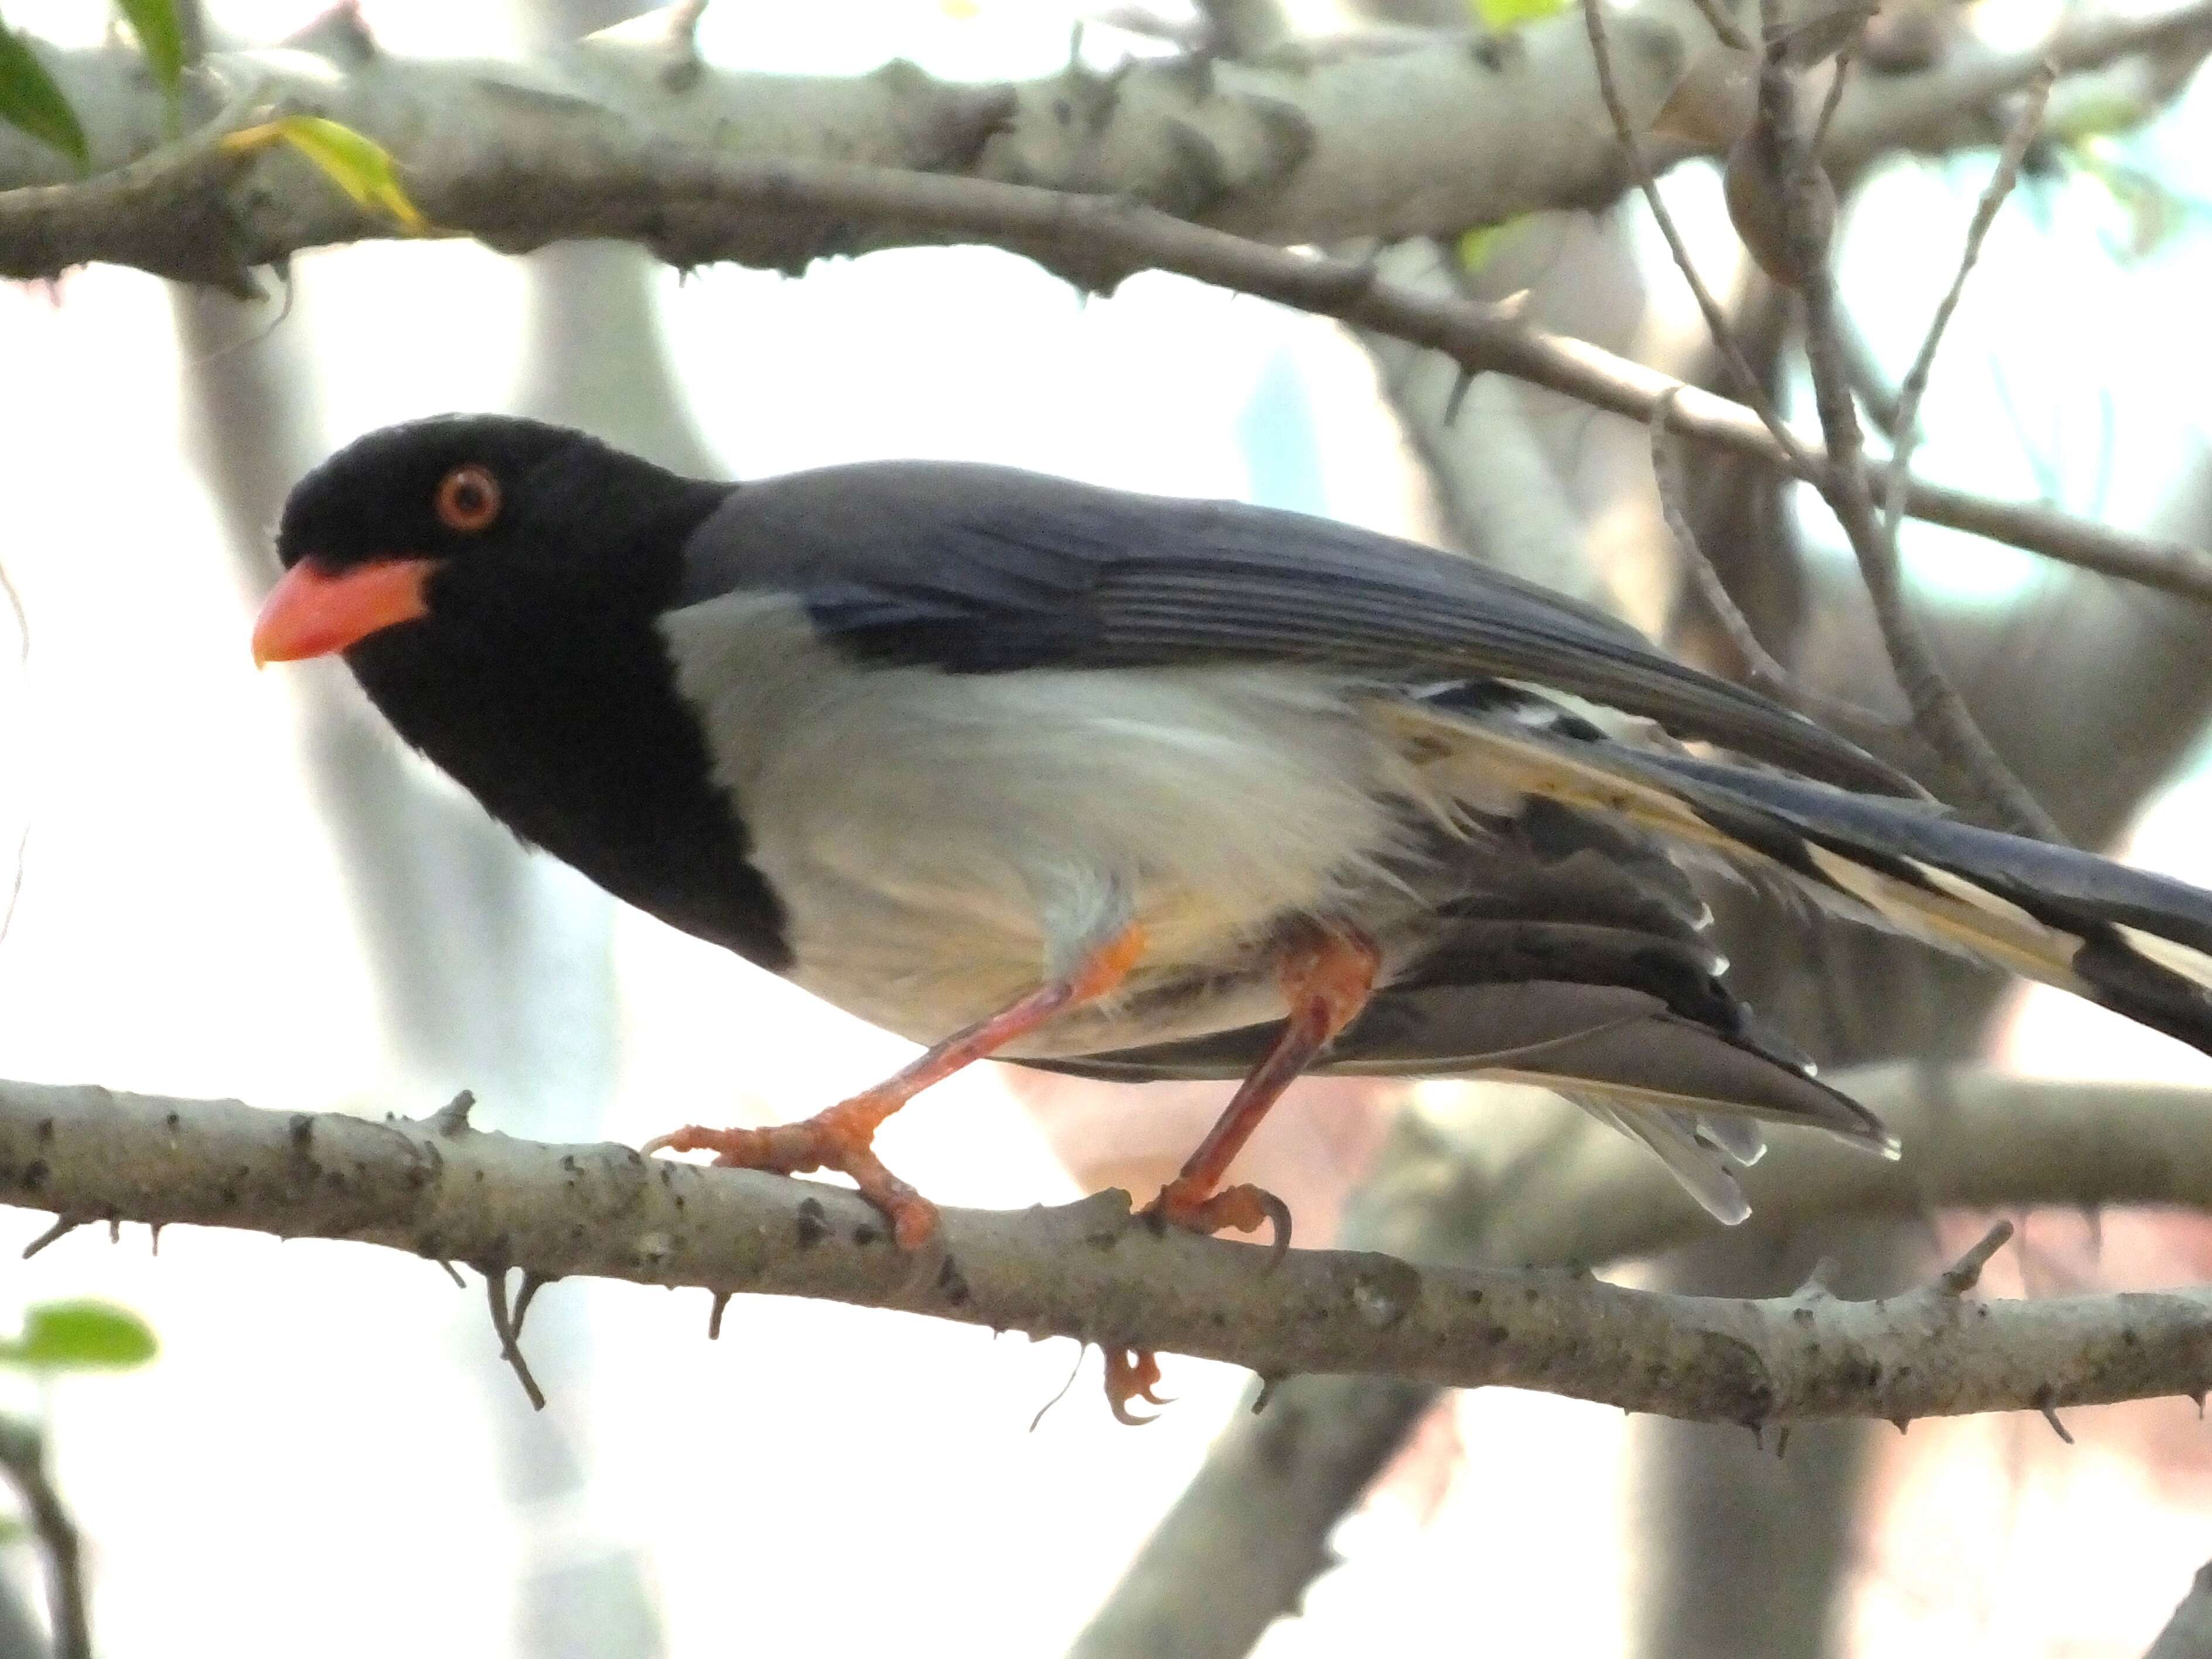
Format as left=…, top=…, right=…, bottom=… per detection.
left=660, top=594, right=1446, bottom=1050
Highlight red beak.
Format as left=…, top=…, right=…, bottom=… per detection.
left=252, top=558, right=433, bottom=666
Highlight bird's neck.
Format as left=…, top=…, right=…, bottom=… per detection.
left=348, top=602, right=793, bottom=972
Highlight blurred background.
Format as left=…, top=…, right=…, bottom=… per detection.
left=6, top=0, right=2212, bottom=1653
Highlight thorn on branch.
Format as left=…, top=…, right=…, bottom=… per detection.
left=2036, top=1388, right=2075, bottom=1444
left=1793, top=1256, right=1841, bottom=1299
left=1937, top=1220, right=2016, bottom=1297
left=434, top=1258, right=465, bottom=1289
left=1251, top=1373, right=1283, bottom=1414
left=484, top=1269, right=546, bottom=1412
left=511, top=1271, right=550, bottom=1339
left=282, top=0, right=378, bottom=67
left=658, top=0, right=709, bottom=91
left=706, top=1289, right=732, bottom=1340
left=429, top=1090, right=477, bottom=1138
left=1773, top=1425, right=1791, bottom=1459
left=1443, top=366, right=1476, bottom=426
left=21, top=1215, right=84, bottom=1259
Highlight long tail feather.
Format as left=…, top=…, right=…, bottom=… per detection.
left=1399, top=698, right=2212, bottom=1054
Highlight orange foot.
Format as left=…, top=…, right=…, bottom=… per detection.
left=1104, top=1178, right=1294, bottom=1425
left=1143, top=1173, right=1295, bottom=1264
left=1102, top=1347, right=1169, bottom=1426
left=642, top=1093, right=939, bottom=1250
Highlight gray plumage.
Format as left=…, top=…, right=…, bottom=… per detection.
left=277, top=419, right=2212, bottom=1228
left=648, top=459, right=2212, bottom=1223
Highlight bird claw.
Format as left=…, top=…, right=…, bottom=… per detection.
left=1102, top=1347, right=1170, bottom=1425
left=1143, top=1178, right=1294, bottom=1268
left=641, top=1100, right=940, bottom=1249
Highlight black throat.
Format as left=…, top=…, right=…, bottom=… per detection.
left=342, top=521, right=793, bottom=972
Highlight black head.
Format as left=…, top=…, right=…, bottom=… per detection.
left=256, top=415, right=789, bottom=968
left=259, top=414, right=731, bottom=663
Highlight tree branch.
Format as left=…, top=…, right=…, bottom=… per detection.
left=5, top=118, right=2204, bottom=617
left=0, top=1416, right=89, bottom=1659
left=4, top=0, right=2205, bottom=263
left=1074, top=1061, right=2212, bottom=1657
left=1751, top=4, right=2061, bottom=836
left=5, top=1076, right=2212, bottom=1430
left=2148, top=1559, right=2212, bottom=1659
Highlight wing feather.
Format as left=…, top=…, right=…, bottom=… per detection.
left=686, top=462, right=1914, bottom=793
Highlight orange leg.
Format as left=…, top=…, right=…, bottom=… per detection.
left=1144, top=925, right=1381, bottom=1258
left=1105, top=926, right=1380, bottom=1423
left=644, top=923, right=1147, bottom=1249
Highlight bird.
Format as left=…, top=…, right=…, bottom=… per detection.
left=255, top=414, right=2212, bottom=1370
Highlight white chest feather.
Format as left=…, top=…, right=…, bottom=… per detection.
left=659, top=595, right=1444, bottom=1049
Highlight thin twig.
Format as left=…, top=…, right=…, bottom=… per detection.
left=1836, top=300, right=1904, bottom=437
left=1756, top=1, right=2064, bottom=839
left=1683, top=0, right=1753, bottom=53
left=1937, top=1218, right=2016, bottom=1296
left=1879, top=63, right=2057, bottom=539
left=1583, top=0, right=1818, bottom=475
left=1650, top=390, right=1897, bottom=730
left=2, top=112, right=2206, bottom=602
left=1810, top=34, right=1860, bottom=156
left=0, top=1416, right=90, bottom=1659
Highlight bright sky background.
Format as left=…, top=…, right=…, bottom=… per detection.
left=4, top=1, right=2212, bottom=1655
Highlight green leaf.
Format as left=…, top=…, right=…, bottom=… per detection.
left=219, top=115, right=427, bottom=232
left=114, top=0, right=185, bottom=97
left=0, top=19, right=87, bottom=169
left=1456, top=217, right=1528, bottom=273
left=1469, top=0, right=1566, bottom=30
left=0, top=1300, right=157, bottom=1371
left=2048, top=93, right=2153, bottom=146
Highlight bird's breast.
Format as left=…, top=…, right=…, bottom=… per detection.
left=658, top=594, right=1452, bottom=1049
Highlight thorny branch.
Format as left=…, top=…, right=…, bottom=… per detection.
left=5, top=0, right=2207, bottom=268
left=5, top=1078, right=2212, bottom=1429
left=2, top=12, right=2211, bottom=609
left=1073, top=1065, right=2212, bottom=1659
left=4, top=118, right=2207, bottom=616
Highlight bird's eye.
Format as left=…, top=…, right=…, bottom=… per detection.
left=435, top=465, right=501, bottom=533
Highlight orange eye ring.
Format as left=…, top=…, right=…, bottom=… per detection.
left=435, top=465, right=501, bottom=533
